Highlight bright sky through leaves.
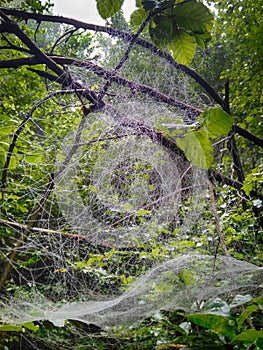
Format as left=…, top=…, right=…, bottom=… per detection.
left=50, top=0, right=136, bottom=23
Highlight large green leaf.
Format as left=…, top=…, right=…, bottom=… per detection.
left=130, top=8, right=148, bottom=33
left=199, top=108, right=233, bottom=138
left=187, top=314, right=236, bottom=338
left=150, top=23, right=196, bottom=64
left=166, top=30, right=197, bottom=65
left=172, top=0, right=213, bottom=35
left=176, top=129, right=214, bottom=169
left=96, top=0, right=124, bottom=19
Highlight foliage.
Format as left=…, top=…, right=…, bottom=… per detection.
left=0, top=0, right=262, bottom=349
left=96, top=0, right=214, bottom=64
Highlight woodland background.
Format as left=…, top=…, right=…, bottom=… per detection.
left=0, top=0, right=262, bottom=349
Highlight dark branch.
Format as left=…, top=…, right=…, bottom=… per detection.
left=234, top=124, right=263, bottom=148
left=0, top=7, right=224, bottom=107
left=0, top=56, right=202, bottom=117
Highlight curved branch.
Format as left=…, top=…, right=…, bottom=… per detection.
left=0, top=56, right=202, bottom=117
left=0, top=7, right=224, bottom=107
left=0, top=90, right=81, bottom=196
left=234, top=124, right=263, bottom=148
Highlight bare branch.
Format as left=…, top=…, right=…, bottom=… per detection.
left=234, top=124, right=263, bottom=148
left=0, top=7, right=224, bottom=107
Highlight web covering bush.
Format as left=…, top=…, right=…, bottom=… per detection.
left=0, top=14, right=262, bottom=335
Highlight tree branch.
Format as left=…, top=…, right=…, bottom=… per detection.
left=0, top=55, right=201, bottom=117
left=0, top=7, right=224, bottom=107
left=234, top=124, right=263, bottom=148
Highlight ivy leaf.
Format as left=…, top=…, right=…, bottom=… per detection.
left=199, top=108, right=233, bottom=138
left=96, top=0, right=124, bottom=19
left=176, top=129, right=214, bottom=169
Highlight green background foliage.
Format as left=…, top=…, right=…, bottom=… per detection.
left=0, top=0, right=262, bottom=349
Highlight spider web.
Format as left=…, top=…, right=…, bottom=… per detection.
left=0, top=31, right=262, bottom=335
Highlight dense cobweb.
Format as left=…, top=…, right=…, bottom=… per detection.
left=1, top=31, right=262, bottom=334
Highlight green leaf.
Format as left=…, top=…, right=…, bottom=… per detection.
left=150, top=19, right=196, bottom=64
left=176, top=129, right=214, bottom=169
left=0, top=322, right=38, bottom=332
left=23, top=322, right=39, bottom=331
left=179, top=269, right=196, bottom=286
left=130, top=8, right=148, bottom=33
left=237, top=304, right=260, bottom=331
left=199, top=108, right=233, bottom=138
left=229, top=294, right=252, bottom=309
left=136, top=0, right=142, bottom=8
left=167, top=30, right=197, bottom=65
left=148, top=0, right=212, bottom=63
left=231, top=329, right=263, bottom=343
left=194, top=33, right=212, bottom=49
left=0, top=324, right=23, bottom=331
left=96, top=0, right=124, bottom=19
left=202, top=298, right=230, bottom=316
left=187, top=314, right=236, bottom=338
left=173, top=0, right=213, bottom=36
left=24, top=154, right=44, bottom=165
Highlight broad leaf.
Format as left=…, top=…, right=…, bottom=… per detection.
left=176, top=129, right=214, bottom=169
left=229, top=294, right=252, bottom=309
left=23, top=322, right=39, bottom=331
left=0, top=322, right=38, bottom=332
left=202, top=298, right=230, bottom=316
left=200, top=108, right=233, bottom=138
left=172, top=0, right=213, bottom=35
left=187, top=314, right=236, bottom=338
left=167, top=30, right=197, bottom=65
left=194, top=33, right=212, bottom=49
left=150, top=23, right=196, bottom=64
left=0, top=324, right=23, bottom=331
left=130, top=8, right=148, bottom=33
left=96, top=0, right=124, bottom=19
